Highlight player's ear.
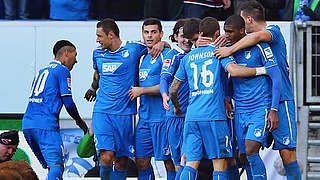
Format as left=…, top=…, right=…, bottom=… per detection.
left=160, top=31, right=164, bottom=39
left=108, top=31, right=115, bottom=40
left=214, top=30, right=220, bottom=39
left=247, top=16, right=254, bottom=23
left=240, top=28, right=245, bottom=35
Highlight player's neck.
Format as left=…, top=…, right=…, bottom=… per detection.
left=255, top=21, right=267, bottom=32
left=108, top=39, right=122, bottom=52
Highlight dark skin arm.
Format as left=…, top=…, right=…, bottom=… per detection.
left=169, top=78, right=183, bottom=115
left=84, top=70, right=99, bottom=102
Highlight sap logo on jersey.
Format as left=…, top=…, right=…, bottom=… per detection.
left=102, top=63, right=123, bottom=75
left=139, top=69, right=151, bottom=81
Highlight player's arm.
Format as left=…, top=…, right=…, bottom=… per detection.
left=225, top=63, right=267, bottom=77
left=160, top=73, right=173, bottom=111
left=169, top=78, right=183, bottom=115
left=62, top=96, right=88, bottom=134
left=149, top=41, right=171, bottom=59
left=214, top=30, right=273, bottom=59
left=266, top=65, right=281, bottom=132
left=84, top=70, right=99, bottom=102
left=128, top=84, right=160, bottom=101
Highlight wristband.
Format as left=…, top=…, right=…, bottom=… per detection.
left=256, top=67, right=267, bottom=76
left=89, top=86, right=96, bottom=92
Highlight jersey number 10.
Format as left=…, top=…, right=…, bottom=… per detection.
left=30, top=69, right=49, bottom=97
left=190, top=59, right=214, bottom=90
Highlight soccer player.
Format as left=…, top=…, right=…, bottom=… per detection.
left=214, top=2, right=302, bottom=180
left=87, top=18, right=148, bottom=180
left=128, top=18, right=176, bottom=180
left=22, top=40, right=88, bottom=180
left=170, top=17, right=272, bottom=180
left=159, top=19, right=193, bottom=177
left=0, top=130, right=19, bottom=163
left=183, top=18, right=201, bottom=46
left=223, top=14, right=282, bottom=180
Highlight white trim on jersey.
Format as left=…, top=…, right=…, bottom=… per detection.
left=263, top=108, right=268, bottom=137
left=256, top=44, right=268, bottom=63
left=61, top=94, right=72, bottom=97
left=285, top=101, right=293, bottom=140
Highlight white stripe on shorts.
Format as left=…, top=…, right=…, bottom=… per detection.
left=285, top=101, right=293, bottom=140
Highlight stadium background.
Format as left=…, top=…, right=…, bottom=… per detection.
left=0, top=20, right=318, bottom=179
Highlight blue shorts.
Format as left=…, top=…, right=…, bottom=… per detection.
left=92, top=112, right=135, bottom=157
left=135, top=120, right=170, bottom=161
left=272, top=100, right=297, bottom=150
left=183, top=120, right=233, bottom=161
left=23, top=129, right=64, bottom=168
left=166, top=117, right=184, bottom=165
left=234, top=108, right=270, bottom=154
left=227, top=118, right=238, bottom=157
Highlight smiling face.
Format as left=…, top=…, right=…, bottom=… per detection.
left=96, top=27, right=111, bottom=50
left=142, top=25, right=163, bottom=50
left=175, top=27, right=192, bottom=52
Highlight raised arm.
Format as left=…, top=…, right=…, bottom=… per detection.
left=84, top=70, right=99, bottom=102
left=169, top=78, right=183, bottom=115
left=214, top=30, right=273, bottom=59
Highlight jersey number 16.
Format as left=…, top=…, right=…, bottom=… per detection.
left=190, top=59, right=214, bottom=90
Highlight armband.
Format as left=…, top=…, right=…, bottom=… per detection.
left=255, top=67, right=267, bottom=76
left=89, top=86, right=96, bottom=92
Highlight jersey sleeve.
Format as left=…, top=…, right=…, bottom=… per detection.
left=174, top=56, right=187, bottom=81
left=133, top=41, right=148, bottom=57
left=161, top=51, right=178, bottom=76
left=257, top=43, right=278, bottom=69
left=58, top=67, right=72, bottom=96
left=265, top=25, right=281, bottom=44
left=92, top=50, right=97, bottom=70
left=220, top=56, right=236, bottom=71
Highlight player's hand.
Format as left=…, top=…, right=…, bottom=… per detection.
left=173, top=102, right=182, bottom=115
left=84, top=89, right=96, bottom=102
left=213, top=34, right=228, bottom=48
left=267, top=109, right=279, bottom=132
left=76, top=119, right=88, bottom=135
left=222, top=0, right=231, bottom=9
left=162, top=93, right=170, bottom=111
left=128, top=87, right=143, bottom=100
left=150, top=41, right=164, bottom=59
left=214, top=46, right=232, bottom=59
left=224, top=100, right=234, bottom=119
left=89, top=121, right=94, bottom=136
left=196, top=32, right=212, bottom=47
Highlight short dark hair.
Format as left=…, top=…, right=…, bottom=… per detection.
left=224, top=15, right=245, bottom=30
left=169, top=19, right=186, bottom=42
left=142, top=18, right=162, bottom=32
left=97, top=18, right=120, bottom=38
left=183, top=18, right=201, bottom=39
left=239, top=0, right=265, bottom=22
left=199, top=17, right=220, bottom=38
left=53, top=40, right=76, bottom=57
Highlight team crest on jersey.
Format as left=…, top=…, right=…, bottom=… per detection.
left=163, top=147, right=170, bottom=156
left=245, top=51, right=251, bottom=59
left=122, top=50, right=129, bottom=58
left=162, top=59, right=171, bottom=70
left=150, top=58, right=156, bottom=64
left=283, top=137, right=290, bottom=145
left=254, top=129, right=262, bottom=137
left=128, top=145, right=135, bottom=154
left=102, top=63, right=123, bottom=75
left=139, top=69, right=151, bottom=81
left=264, top=47, right=274, bottom=59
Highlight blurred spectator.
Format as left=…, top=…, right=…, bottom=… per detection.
left=281, top=0, right=320, bottom=21
left=302, top=1, right=320, bottom=20
left=0, top=130, right=19, bottom=163
left=183, top=0, right=233, bottom=20
left=29, top=0, right=49, bottom=19
left=49, top=0, right=90, bottom=20
left=3, top=0, right=28, bottom=20
left=0, top=0, right=4, bottom=19
left=258, top=0, right=286, bottom=20
left=144, top=0, right=183, bottom=20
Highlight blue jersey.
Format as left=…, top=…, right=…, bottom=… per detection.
left=93, top=41, right=147, bottom=114
left=265, top=25, right=294, bottom=101
left=175, top=44, right=234, bottom=121
left=231, top=42, right=278, bottom=113
left=160, top=45, right=189, bottom=117
left=139, top=48, right=170, bottom=121
left=23, top=60, right=72, bottom=130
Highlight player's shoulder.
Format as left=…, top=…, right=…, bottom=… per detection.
left=265, top=24, right=280, bottom=31
left=126, top=40, right=146, bottom=48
